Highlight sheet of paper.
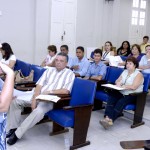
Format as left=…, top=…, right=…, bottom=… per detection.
left=35, top=94, right=61, bottom=103
left=101, top=84, right=125, bottom=90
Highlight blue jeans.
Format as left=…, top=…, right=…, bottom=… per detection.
left=105, top=91, right=136, bottom=122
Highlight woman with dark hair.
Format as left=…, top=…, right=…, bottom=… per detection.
left=118, top=44, right=144, bottom=66
left=117, top=41, right=131, bottom=56
left=0, top=43, right=16, bottom=69
left=100, top=57, right=144, bottom=129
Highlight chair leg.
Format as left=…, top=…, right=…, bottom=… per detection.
left=70, top=106, right=92, bottom=150
left=50, top=122, right=69, bottom=136
left=131, top=93, right=147, bottom=128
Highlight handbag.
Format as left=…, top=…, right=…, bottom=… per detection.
left=15, top=70, right=34, bottom=83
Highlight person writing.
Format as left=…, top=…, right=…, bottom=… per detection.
left=6, top=53, right=75, bottom=145
left=100, top=57, right=144, bottom=129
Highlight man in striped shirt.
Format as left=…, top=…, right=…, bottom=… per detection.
left=7, top=53, right=75, bottom=145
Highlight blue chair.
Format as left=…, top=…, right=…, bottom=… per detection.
left=30, top=64, right=46, bottom=82
left=124, top=73, right=150, bottom=128
left=14, top=59, right=31, bottom=76
left=95, top=67, right=124, bottom=102
left=47, top=78, right=97, bottom=150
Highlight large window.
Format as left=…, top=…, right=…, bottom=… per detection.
left=131, top=0, right=146, bottom=26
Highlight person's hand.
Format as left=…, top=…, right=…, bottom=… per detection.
left=116, top=82, right=122, bottom=87
left=0, top=62, right=14, bottom=75
left=72, top=65, right=79, bottom=70
left=31, top=98, right=37, bottom=110
left=42, top=91, right=50, bottom=95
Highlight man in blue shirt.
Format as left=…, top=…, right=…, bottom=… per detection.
left=84, top=49, right=107, bottom=81
left=71, top=46, right=90, bottom=77
left=60, top=45, right=73, bottom=68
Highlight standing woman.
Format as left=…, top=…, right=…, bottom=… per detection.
left=0, top=62, right=14, bottom=149
left=0, top=43, right=16, bottom=69
left=100, top=57, right=144, bottom=129
left=117, top=41, right=131, bottom=56
left=101, top=41, right=115, bottom=65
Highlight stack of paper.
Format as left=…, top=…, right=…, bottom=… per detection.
left=101, top=84, right=125, bottom=90
left=35, top=94, right=61, bottom=103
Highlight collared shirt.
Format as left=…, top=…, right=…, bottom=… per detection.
left=36, top=67, right=75, bottom=93
left=0, top=113, right=7, bottom=150
left=67, top=55, right=73, bottom=68
left=85, top=61, right=107, bottom=80
left=139, top=55, right=150, bottom=73
left=140, top=43, right=150, bottom=53
left=71, top=57, right=90, bottom=76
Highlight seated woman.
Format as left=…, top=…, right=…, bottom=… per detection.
left=101, top=41, right=115, bottom=65
left=117, top=41, right=131, bottom=56
left=139, top=45, right=150, bottom=73
left=100, top=57, right=144, bottom=129
left=118, top=44, right=143, bottom=66
left=0, top=43, right=16, bottom=69
left=84, top=49, right=107, bottom=81
left=40, top=45, right=57, bottom=67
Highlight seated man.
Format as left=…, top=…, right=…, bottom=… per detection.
left=71, top=46, right=90, bottom=77
left=60, top=45, right=73, bottom=68
left=84, top=49, right=107, bottom=81
left=6, top=53, right=75, bottom=145
left=140, top=36, right=150, bottom=53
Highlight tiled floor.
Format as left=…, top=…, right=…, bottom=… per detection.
left=7, top=93, right=150, bottom=150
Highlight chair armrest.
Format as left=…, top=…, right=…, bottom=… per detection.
left=15, top=81, right=36, bottom=86
left=129, top=92, right=148, bottom=96
left=63, top=104, right=93, bottom=110
left=15, top=86, right=34, bottom=91
left=49, top=94, right=71, bottom=100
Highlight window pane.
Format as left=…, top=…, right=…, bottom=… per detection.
left=139, top=18, right=145, bottom=25
left=140, top=0, right=146, bottom=9
left=132, top=10, right=138, bottom=17
left=140, top=11, right=145, bottom=18
left=132, top=18, right=138, bottom=25
left=133, top=0, right=139, bottom=8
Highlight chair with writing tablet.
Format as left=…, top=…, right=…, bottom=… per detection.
left=95, top=66, right=150, bottom=128
left=47, top=78, right=97, bottom=150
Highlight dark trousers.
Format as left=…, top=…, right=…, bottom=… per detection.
left=105, top=91, right=136, bottom=122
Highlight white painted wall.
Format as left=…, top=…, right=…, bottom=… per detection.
left=0, top=0, right=150, bottom=64
left=0, top=0, right=35, bottom=63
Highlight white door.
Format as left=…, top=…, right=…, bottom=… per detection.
left=50, top=0, right=77, bottom=57
left=129, top=0, right=147, bottom=45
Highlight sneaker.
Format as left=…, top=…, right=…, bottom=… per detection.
left=99, top=119, right=113, bottom=129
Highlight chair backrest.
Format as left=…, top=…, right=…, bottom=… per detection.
left=14, top=59, right=31, bottom=76
left=106, top=67, right=124, bottom=84
left=30, top=64, right=46, bottom=82
left=120, top=56, right=127, bottom=61
left=142, top=73, right=150, bottom=92
left=70, top=78, right=97, bottom=106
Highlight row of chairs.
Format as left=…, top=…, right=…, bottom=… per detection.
left=13, top=60, right=150, bottom=150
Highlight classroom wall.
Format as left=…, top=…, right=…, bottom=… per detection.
left=0, top=0, right=149, bottom=64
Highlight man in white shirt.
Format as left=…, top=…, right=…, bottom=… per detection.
left=7, top=53, right=75, bottom=145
